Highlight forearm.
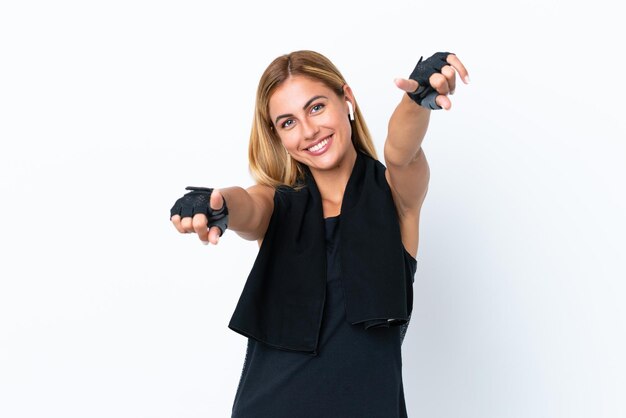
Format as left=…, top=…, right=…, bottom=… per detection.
left=219, top=185, right=273, bottom=241
left=384, top=94, right=431, bottom=167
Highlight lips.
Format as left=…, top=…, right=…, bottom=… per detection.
left=305, top=135, right=333, bottom=155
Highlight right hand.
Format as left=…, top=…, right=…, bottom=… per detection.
left=170, top=188, right=227, bottom=245
left=395, top=52, right=469, bottom=110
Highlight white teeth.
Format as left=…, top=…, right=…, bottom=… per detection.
left=308, top=138, right=329, bottom=152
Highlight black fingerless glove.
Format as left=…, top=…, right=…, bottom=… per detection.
left=170, top=186, right=229, bottom=236
left=407, top=52, right=453, bottom=110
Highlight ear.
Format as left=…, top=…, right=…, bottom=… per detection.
left=342, top=84, right=356, bottom=121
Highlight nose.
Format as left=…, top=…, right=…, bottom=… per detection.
left=301, top=118, right=320, bottom=140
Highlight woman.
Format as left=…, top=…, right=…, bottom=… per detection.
left=170, top=50, right=469, bottom=417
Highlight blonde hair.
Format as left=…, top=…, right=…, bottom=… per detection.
left=248, top=50, right=378, bottom=189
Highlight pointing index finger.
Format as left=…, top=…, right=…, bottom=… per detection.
left=394, top=77, right=420, bottom=93
left=446, top=54, right=470, bottom=84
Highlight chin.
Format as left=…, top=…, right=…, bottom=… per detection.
left=306, top=153, right=349, bottom=172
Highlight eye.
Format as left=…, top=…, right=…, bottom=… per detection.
left=311, top=103, right=325, bottom=113
left=280, top=119, right=295, bottom=129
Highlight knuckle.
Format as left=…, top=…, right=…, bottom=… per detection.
left=430, top=74, right=446, bottom=90
left=181, top=218, right=192, bottom=230
left=192, top=216, right=208, bottom=231
left=442, top=65, right=455, bottom=77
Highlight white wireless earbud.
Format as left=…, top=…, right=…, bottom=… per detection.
left=346, top=101, right=354, bottom=121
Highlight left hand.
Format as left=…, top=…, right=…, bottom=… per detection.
left=394, top=52, right=469, bottom=110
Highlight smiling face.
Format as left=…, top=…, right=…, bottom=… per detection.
left=269, top=75, right=356, bottom=174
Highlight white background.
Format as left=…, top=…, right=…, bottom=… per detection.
left=1, top=1, right=624, bottom=417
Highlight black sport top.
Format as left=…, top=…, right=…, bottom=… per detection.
left=231, top=215, right=417, bottom=418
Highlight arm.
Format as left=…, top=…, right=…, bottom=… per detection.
left=383, top=53, right=469, bottom=256
left=383, top=93, right=431, bottom=216
left=383, top=94, right=432, bottom=258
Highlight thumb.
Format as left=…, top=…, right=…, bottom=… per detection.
left=435, top=94, right=452, bottom=111
left=394, top=77, right=419, bottom=93
left=210, top=188, right=224, bottom=211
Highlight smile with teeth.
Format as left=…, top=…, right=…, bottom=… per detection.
left=307, top=137, right=330, bottom=152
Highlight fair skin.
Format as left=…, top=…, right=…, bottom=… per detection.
left=269, top=77, right=358, bottom=219
left=171, top=54, right=469, bottom=259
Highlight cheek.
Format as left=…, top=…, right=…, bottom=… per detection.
left=332, top=115, right=352, bottom=139
left=279, top=134, right=299, bottom=152
left=327, top=111, right=349, bottom=130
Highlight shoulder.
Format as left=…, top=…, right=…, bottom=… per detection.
left=360, top=153, right=392, bottom=188
left=252, top=183, right=305, bottom=247
left=246, top=184, right=275, bottom=247
left=247, top=183, right=275, bottom=202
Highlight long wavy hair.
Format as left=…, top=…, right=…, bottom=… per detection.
left=248, top=50, right=377, bottom=189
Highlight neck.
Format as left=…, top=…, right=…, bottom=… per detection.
left=308, top=146, right=358, bottom=205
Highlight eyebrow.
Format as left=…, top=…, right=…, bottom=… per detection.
left=274, top=95, right=328, bottom=125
